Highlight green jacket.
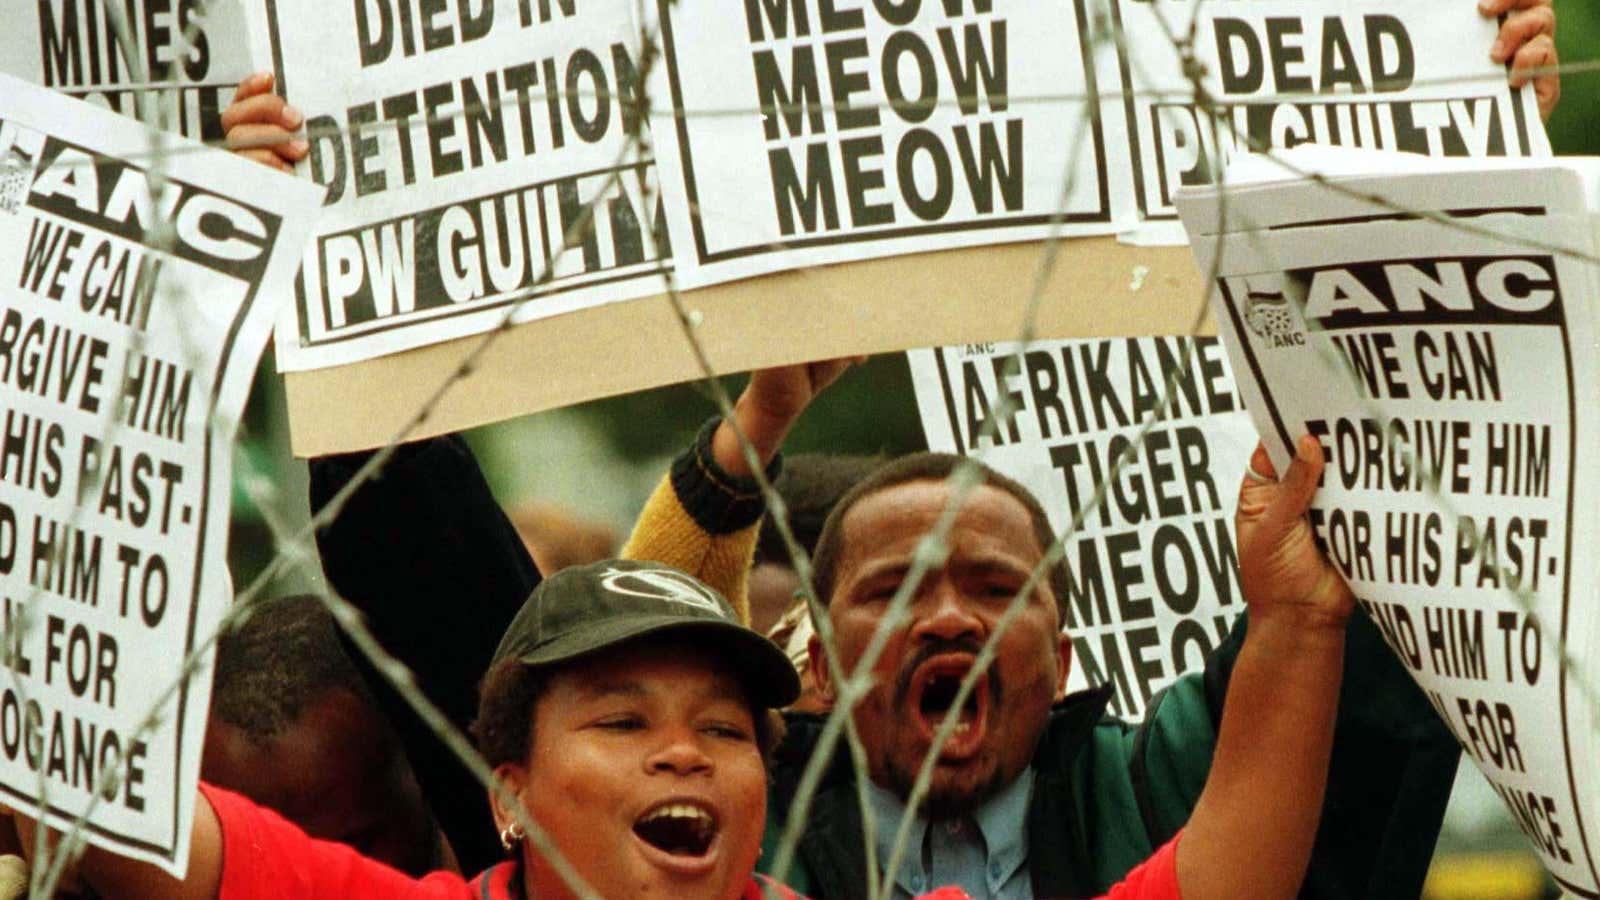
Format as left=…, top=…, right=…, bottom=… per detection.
left=758, top=612, right=1459, bottom=899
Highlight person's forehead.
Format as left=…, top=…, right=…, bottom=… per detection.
left=838, top=479, right=1043, bottom=569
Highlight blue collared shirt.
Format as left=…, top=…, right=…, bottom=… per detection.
left=866, top=768, right=1034, bottom=900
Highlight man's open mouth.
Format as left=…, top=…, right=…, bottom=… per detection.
left=632, top=801, right=718, bottom=858
left=909, top=656, right=990, bottom=760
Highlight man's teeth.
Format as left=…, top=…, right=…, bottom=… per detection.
left=930, top=715, right=975, bottom=735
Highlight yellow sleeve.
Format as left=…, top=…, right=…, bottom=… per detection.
left=621, top=474, right=759, bottom=626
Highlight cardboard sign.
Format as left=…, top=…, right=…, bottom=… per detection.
left=263, top=1, right=1552, bottom=459
left=0, top=72, right=322, bottom=873
left=909, top=338, right=1257, bottom=718
left=281, top=237, right=1207, bottom=455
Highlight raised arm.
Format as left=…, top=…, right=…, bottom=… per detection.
left=622, top=360, right=857, bottom=622
left=1175, top=436, right=1352, bottom=900
left=223, top=71, right=538, bottom=873
left=6, top=781, right=477, bottom=900
left=6, top=794, right=221, bottom=900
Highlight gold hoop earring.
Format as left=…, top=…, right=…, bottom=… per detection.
left=499, top=822, right=526, bottom=851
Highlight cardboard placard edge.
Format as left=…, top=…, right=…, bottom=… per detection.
left=284, top=238, right=1210, bottom=456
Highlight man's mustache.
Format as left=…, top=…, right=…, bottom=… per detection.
left=891, top=638, right=1004, bottom=709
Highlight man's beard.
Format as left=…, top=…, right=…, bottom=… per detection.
left=883, top=754, right=1010, bottom=820
left=881, top=638, right=1009, bottom=820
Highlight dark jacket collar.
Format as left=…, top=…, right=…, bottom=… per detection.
left=774, top=684, right=1116, bottom=899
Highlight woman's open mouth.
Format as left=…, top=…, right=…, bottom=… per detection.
left=632, top=799, right=720, bottom=868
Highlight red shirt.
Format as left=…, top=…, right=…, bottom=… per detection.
left=202, top=782, right=1178, bottom=900
left=201, top=783, right=800, bottom=900
left=1102, top=832, right=1182, bottom=900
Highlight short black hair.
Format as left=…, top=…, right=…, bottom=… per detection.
left=809, top=453, right=1071, bottom=624
left=471, top=659, right=550, bottom=770
left=752, top=453, right=886, bottom=567
left=210, top=594, right=373, bottom=743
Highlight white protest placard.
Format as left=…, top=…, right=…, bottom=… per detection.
left=908, top=338, right=1257, bottom=719
left=1113, top=1, right=1550, bottom=239
left=255, top=0, right=676, bottom=371
left=1177, top=155, right=1600, bottom=895
left=645, top=0, right=1133, bottom=290
left=0, top=72, right=323, bottom=873
left=4, top=1, right=257, bottom=141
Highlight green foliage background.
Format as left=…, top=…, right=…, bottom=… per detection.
left=1543, top=1, right=1598, bottom=156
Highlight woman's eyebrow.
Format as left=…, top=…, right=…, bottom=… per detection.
left=704, top=682, right=750, bottom=706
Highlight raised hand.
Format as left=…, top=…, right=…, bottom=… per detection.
left=221, top=72, right=308, bottom=171
left=713, top=358, right=863, bottom=477
left=1235, top=436, right=1354, bottom=632
left=1482, top=0, right=1559, bottom=121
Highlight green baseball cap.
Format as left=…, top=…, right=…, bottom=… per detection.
left=490, top=559, right=801, bottom=709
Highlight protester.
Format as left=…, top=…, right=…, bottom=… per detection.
left=290, top=370, right=848, bottom=871
left=306, top=360, right=856, bottom=871
left=203, top=595, right=453, bottom=877
left=8, top=511, right=1356, bottom=900
left=761, top=433, right=1432, bottom=898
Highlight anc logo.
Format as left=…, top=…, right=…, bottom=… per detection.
left=1236, top=275, right=1305, bottom=348
left=0, top=145, right=35, bottom=215
left=599, top=566, right=728, bottom=618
